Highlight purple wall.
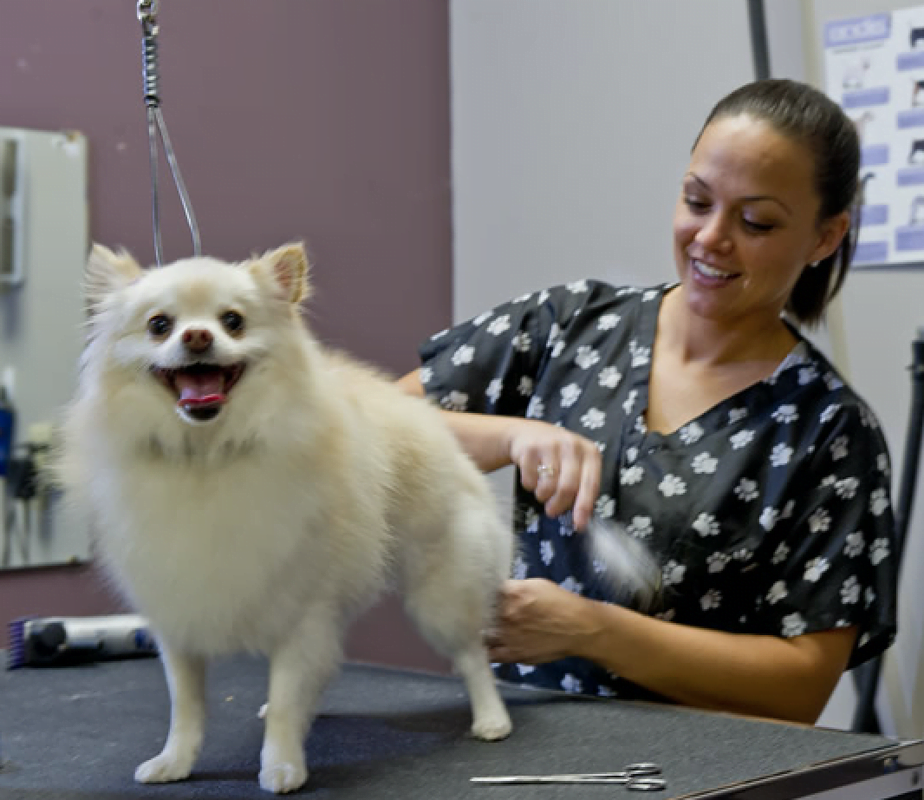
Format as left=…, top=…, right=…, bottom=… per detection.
left=0, top=0, right=453, bottom=672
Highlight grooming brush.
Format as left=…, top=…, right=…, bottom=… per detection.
left=584, top=518, right=663, bottom=614
left=7, top=614, right=158, bottom=669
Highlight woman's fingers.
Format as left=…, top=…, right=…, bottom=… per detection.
left=509, top=421, right=602, bottom=528
left=542, top=457, right=580, bottom=519
left=541, top=438, right=601, bottom=527
left=533, top=461, right=560, bottom=504
left=572, top=451, right=602, bottom=530
left=517, top=446, right=544, bottom=493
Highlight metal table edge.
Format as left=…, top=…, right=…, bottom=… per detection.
left=673, top=738, right=924, bottom=799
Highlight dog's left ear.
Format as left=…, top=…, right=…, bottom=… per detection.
left=254, top=243, right=310, bottom=304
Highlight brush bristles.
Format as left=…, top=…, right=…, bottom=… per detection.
left=584, top=518, right=663, bottom=614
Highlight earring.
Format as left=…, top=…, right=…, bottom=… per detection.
left=809, top=260, right=821, bottom=268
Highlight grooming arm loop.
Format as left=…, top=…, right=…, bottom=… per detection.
left=136, top=0, right=201, bottom=266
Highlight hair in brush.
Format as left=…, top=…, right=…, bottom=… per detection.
left=584, top=518, right=663, bottom=614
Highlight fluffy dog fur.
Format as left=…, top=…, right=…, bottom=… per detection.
left=59, top=243, right=515, bottom=793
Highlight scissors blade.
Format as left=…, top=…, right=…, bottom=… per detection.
left=470, top=775, right=631, bottom=785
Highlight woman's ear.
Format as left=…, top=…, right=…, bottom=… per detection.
left=810, top=211, right=851, bottom=265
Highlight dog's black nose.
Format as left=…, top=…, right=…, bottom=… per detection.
left=182, top=328, right=213, bottom=354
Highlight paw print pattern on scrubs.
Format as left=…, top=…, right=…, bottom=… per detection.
left=419, top=281, right=897, bottom=699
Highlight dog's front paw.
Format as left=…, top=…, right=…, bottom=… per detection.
left=135, top=751, right=195, bottom=784
left=470, top=711, right=513, bottom=742
left=259, top=761, right=308, bottom=794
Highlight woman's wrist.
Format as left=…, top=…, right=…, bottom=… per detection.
left=569, top=593, right=620, bottom=663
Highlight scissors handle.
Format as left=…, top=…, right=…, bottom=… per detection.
left=623, top=762, right=663, bottom=776
left=626, top=777, right=668, bottom=791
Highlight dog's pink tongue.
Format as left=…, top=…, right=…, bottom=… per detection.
left=175, top=371, right=226, bottom=405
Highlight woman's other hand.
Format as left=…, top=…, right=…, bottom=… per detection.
left=485, top=578, right=597, bottom=664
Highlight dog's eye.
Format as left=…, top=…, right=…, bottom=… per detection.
left=147, top=314, right=173, bottom=338
left=220, top=311, right=245, bottom=335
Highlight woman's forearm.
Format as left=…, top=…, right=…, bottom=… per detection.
left=490, top=579, right=854, bottom=723
left=576, top=597, right=855, bottom=723
left=397, top=369, right=515, bottom=472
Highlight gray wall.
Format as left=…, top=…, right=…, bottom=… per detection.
left=0, top=0, right=453, bottom=671
left=450, top=0, right=754, bottom=318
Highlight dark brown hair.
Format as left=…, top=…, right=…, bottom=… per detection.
left=695, top=79, right=860, bottom=327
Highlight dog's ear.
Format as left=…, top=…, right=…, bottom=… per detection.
left=85, top=244, right=144, bottom=313
left=254, top=243, right=310, bottom=304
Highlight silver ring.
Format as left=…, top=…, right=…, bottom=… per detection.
left=537, top=463, right=556, bottom=479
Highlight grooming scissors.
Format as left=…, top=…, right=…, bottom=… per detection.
left=471, top=761, right=666, bottom=790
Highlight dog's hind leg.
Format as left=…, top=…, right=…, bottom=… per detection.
left=403, top=507, right=513, bottom=741
left=407, top=590, right=512, bottom=741
left=135, top=647, right=207, bottom=784
left=260, top=606, right=344, bottom=794
left=451, top=642, right=514, bottom=741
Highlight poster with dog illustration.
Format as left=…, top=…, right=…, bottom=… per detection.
left=825, top=7, right=924, bottom=268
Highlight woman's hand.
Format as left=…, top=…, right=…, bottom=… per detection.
left=505, top=418, right=602, bottom=530
left=486, top=578, right=856, bottom=723
left=398, top=370, right=603, bottom=529
left=486, top=579, right=598, bottom=665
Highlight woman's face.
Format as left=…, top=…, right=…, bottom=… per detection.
left=672, top=113, right=847, bottom=327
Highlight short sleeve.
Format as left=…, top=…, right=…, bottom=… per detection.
left=418, top=281, right=606, bottom=416
left=754, top=401, right=898, bottom=668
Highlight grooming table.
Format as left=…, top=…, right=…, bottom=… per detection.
left=1, top=653, right=922, bottom=799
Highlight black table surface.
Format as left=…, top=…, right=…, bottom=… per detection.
left=0, top=652, right=921, bottom=799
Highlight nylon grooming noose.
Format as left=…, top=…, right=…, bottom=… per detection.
left=137, top=0, right=201, bottom=266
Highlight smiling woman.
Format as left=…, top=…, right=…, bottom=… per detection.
left=398, top=79, right=897, bottom=725
left=683, top=79, right=860, bottom=329
left=674, top=118, right=840, bottom=334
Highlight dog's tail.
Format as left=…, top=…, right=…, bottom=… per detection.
left=584, top=518, right=663, bottom=614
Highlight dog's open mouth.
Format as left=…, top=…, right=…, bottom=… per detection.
left=153, top=363, right=246, bottom=422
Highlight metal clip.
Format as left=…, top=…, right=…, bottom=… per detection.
left=136, top=0, right=158, bottom=25
left=138, top=0, right=160, bottom=108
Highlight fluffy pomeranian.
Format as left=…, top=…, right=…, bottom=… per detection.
left=58, top=243, right=517, bottom=793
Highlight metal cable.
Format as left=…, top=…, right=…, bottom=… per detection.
left=137, top=0, right=201, bottom=266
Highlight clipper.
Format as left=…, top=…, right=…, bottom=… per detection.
left=7, top=614, right=157, bottom=669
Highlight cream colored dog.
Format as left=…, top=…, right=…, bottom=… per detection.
left=59, top=243, right=514, bottom=793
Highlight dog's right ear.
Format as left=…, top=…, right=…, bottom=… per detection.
left=251, top=243, right=310, bottom=305
left=85, top=244, right=144, bottom=314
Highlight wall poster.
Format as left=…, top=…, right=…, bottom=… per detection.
left=825, top=8, right=924, bottom=268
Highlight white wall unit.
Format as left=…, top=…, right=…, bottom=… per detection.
left=0, top=126, right=90, bottom=569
